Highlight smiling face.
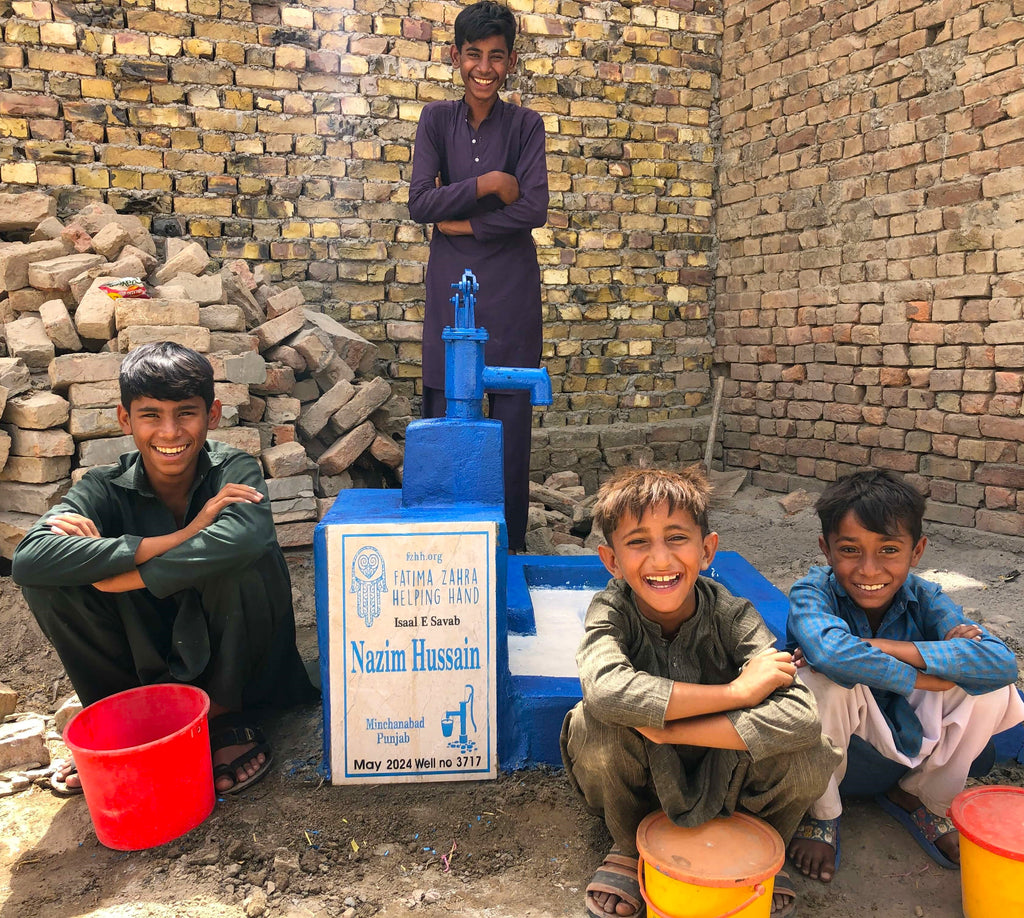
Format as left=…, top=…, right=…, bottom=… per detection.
left=451, top=32, right=515, bottom=116
left=598, top=502, right=719, bottom=636
left=820, top=510, right=927, bottom=622
left=117, top=395, right=221, bottom=493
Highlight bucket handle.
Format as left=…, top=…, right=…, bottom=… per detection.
left=637, top=856, right=767, bottom=918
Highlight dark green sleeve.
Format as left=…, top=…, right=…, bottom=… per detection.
left=11, top=471, right=142, bottom=588
left=137, top=449, right=279, bottom=599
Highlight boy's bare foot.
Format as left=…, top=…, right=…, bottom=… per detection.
left=49, top=758, right=83, bottom=795
left=884, top=787, right=960, bottom=865
left=787, top=815, right=839, bottom=882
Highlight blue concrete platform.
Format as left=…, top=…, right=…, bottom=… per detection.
left=503, top=552, right=1024, bottom=770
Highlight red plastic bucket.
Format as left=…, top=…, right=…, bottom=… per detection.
left=64, top=684, right=215, bottom=851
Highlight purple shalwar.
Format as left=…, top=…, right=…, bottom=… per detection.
left=409, top=97, right=549, bottom=550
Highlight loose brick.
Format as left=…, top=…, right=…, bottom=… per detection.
left=69, top=407, right=122, bottom=440
left=318, top=421, right=375, bottom=475
left=200, top=304, right=246, bottom=331
left=207, top=426, right=262, bottom=456
left=2, top=391, right=69, bottom=429
left=118, top=325, right=211, bottom=353
left=0, top=717, right=49, bottom=770
left=0, top=479, right=71, bottom=516
left=0, top=192, right=56, bottom=233
left=49, top=351, right=122, bottom=390
left=90, top=222, right=131, bottom=260
left=73, top=279, right=122, bottom=342
left=0, top=358, right=31, bottom=398
left=253, top=306, right=306, bottom=351
left=297, top=379, right=355, bottom=439
left=0, top=455, right=71, bottom=483
left=302, top=309, right=377, bottom=371
left=150, top=242, right=211, bottom=286
left=266, top=285, right=305, bottom=319
left=2, top=425, right=74, bottom=458
left=78, top=434, right=135, bottom=467
left=39, top=298, right=82, bottom=350
left=328, top=376, right=392, bottom=435
left=261, top=440, right=308, bottom=478
left=5, top=314, right=54, bottom=369
left=265, top=396, right=300, bottom=424
left=115, top=298, right=200, bottom=330
left=369, top=431, right=404, bottom=468
left=212, top=351, right=268, bottom=386
left=28, top=253, right=105, bottom=291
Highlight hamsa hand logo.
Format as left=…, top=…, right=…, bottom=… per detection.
left=350, top=546, right=387, bottom=626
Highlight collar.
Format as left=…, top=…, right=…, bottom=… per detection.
left=622, top=575, right=709, bottom=644
left=827, top=568, right=916, bottom=628
left=110, top=441, right=221, bottom=498
left=459, top=95, right=504, bottom=126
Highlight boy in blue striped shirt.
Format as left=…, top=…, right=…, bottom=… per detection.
left=786, top=470, right=1022, bottom=882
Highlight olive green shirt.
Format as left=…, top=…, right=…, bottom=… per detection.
left=576, top=576, right=824, bottom=761
left=12, top=440, right=278, bottom=597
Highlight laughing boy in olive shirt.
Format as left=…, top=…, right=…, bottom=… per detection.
left=13, top=342, right=316, bottom=795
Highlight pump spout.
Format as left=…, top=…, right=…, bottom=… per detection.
left=481, top=366, right=553, bottom=406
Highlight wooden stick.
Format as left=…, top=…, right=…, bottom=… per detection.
left=703, top=375, right=725, bottom=473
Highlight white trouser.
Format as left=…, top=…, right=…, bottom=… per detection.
left=799, top=666, right=1024, bottom=819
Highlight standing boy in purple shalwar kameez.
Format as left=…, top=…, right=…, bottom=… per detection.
left=408, top=1, right=549, bottom=551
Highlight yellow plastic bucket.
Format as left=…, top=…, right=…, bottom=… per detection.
left=636, top=811, right=784, bottom=918
left=950, top=786, right=1024, bottom=918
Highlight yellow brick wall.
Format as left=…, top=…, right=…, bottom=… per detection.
left=0, top=0, right=721, bottom=436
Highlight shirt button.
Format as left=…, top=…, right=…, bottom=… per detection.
left=472, top=139, right=476, bottom=144
left=474, top=157, right=479, bottom=163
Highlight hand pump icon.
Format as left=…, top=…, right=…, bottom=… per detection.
left=441, top=684, right=477, bottom=753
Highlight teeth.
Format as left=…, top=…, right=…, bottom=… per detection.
left=155, top=445, right=187, bottom=455
left=856, top=583, right=886, bottom=592
left=646, top=575, right=679, bottom=584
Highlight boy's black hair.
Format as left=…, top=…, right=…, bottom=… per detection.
left=454, top=1, right=516, bottom=52
left=119, top=341, right=215, bottom=410
left=815, top=469, right=926, bottom=545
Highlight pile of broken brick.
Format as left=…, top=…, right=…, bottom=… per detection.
left=0, top=192, right=410, bottom=559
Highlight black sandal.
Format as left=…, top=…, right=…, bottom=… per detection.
left=209, top=713, right=273, bottom=795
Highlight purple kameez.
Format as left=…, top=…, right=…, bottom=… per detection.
left=408, top=97, right=549, bottom=390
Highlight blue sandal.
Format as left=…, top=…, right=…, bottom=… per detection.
left=875, top=794, right=958, bottom=869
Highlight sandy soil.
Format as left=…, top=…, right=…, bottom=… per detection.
left=1, top=486, right=1022, bottom=918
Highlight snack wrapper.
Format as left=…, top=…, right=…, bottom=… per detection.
left=99, top=278, right=150, bottom=299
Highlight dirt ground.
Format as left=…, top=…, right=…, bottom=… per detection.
left=1, top=485, right=1022, bottom=918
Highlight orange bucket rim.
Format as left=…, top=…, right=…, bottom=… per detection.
left=950, top=785, right=1024, bottom=863
left=636, top=811, right=785, bottom=888
left=64, top=684, right=211, bottom=759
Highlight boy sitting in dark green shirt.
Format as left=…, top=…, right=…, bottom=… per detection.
left=13, top=342, right=316, bottom=795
